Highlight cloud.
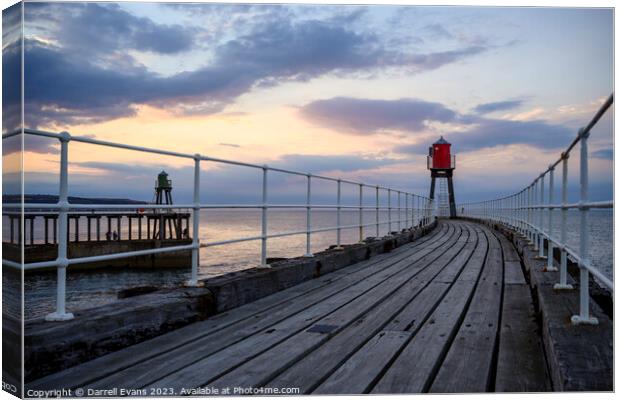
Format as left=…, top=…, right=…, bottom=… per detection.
left=449, top=118, right=573, bottom=151
left=473, top=99, right=523, bottom=114
left=422, top=23, right=454, bottom=40
left=2, top=5, right=22, bottom=133
left=300, top=97, right=459, bottom=135
left=300, top=96, right=574, bottom=152
left=274, top=154, right=400, bottom=174
left=219, top=143, right=241, bottom=148
left=21, top=5, right=489, bottom=127
left=27, top=3, right=195, bottom=56
left=592, top=149, right=613, bottom=160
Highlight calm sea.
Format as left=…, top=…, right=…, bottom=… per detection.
left=3, top=209, right=613, bottom=320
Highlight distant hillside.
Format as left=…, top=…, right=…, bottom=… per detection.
left=3, top=194, right=148, bottom=205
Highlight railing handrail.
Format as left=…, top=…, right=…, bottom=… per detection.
left=3, top=128, right=428, bottom=195
left=2, top=127, right=435, bottom=321
left=457, top=93, right=614, bottom=326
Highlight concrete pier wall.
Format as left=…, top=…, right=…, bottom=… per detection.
left=3, top=239, right=192, bottom=270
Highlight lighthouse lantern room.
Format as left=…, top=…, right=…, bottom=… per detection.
left=427, top=136, right=457, bottom=218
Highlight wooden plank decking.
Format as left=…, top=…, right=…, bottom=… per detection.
left=29, top=220, right=552, bottom=394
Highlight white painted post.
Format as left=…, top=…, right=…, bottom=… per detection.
left=538, top=174, right=546, bottom=258
left=46, top=132, right=74, bottom=321
left=375, top=186, right=380, bottom=237
left=388, top=189, right=392, bottom=233
left=546, top=166, right=557, bottom=271
left=304, top=175, right=313, bottom=257
left=527, top=181, right=538, bottom=244
left=555, top=153, right=573, bottom=290
left=358, top=184, right=363, bottom=242
left=546, top=166, right=558, bottom=272
left=533, top=180, right=539, bottom=250
left=336, top=179, right=343, bottom=249
left=405, top=193, right=409, bottom=229
left=521, top=190, right=525, bottom=234
left=186, top=155, right=201, bottom=286
left=260, top=166, right=269, bottom=267
left=571, top=128, right=598, bottom=325
left=414, top=195, right=418, bottom=227
left=397, top=191, right=401, bottom=231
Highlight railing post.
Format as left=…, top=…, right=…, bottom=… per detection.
left=304, top=175, right=313, bottom=257
left=571, top=128, right=598, bottom=325
left=46, top=131, right=74, bottom=321
left=186, top=155, right=201, bottom=286
left=388, top=189, right=392, bottom=233
left=375, top=186, right=380, bottom=237
left=336, top=179, right=343, bottom=249
left=538, top=174, right=546, bottom=258
left=405, top=193, right=410, bottom=229
left=545, top=166, right=557, bottom=271
left=532, top=180, right=539, bottom=250
left=555, top=153, right=573, bottom=290
left=527, top=181, right=538, bottom=244
left=511, top=194, right=516, bottom=228
left=414, top=195, right=418, bottom=226
left=521, top=190, right=525, bottom=234
left=358, top=184, right=363, bottom=242
left=260, top=166, right=269, bottom=267
left=397, top=191, right=401, bottom=231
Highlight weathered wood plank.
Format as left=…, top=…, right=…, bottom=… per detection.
left=428, top=230, right=503, bottom=393
left=432, top=227, right=479, bottom=284
left=154, top=224, right=466, bottom=392
left=495, top=284, right=550, bottom=392
left=497, top=233, right=521, bottom=262
left=264, top=226, right=479, bottom=394
left=504, top=260, right=526, bottom=285
left=382, top=281, right=450, bottom=333
left=371, top=227, right=489, bottom=394
left=314, top=331, right=412, bottom=394
left=138, top=225, right=463, bottom=391
left=70, top=224, right=456, bottom=391
left=31, top=223, right=452, bottom=391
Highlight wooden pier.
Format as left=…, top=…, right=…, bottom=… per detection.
left=29, top=219, right=607, bottom=394
left=4, top=211, right=191, bottom=245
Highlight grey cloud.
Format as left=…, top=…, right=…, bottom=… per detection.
left=473, top=99, right=523, bottom=114
left=2, top=134, right=60, bottom=156
left=423, top=23, right=453, bottom=39
left=22, top=6, right=489, bottom=127
left=274, top=154, right=400, bottom=173
left=394, top=118, right=574, bottom=154
left=219, top=143, right=241, bottom=148
left=300, top=97, right=458, bottom=135
left=300, top=96, right=573, bottom=151
left=28, top=3, right=195, bottom=55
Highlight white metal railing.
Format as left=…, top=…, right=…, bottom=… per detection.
left=2, top=128, right=435, bottom=321
left=458, top=93, right=613, bottom=326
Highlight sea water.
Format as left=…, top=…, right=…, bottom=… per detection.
left=4, top=209, right=612, bottom=320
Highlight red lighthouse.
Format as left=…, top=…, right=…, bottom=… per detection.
left=427, top=136, right=457, bottom=218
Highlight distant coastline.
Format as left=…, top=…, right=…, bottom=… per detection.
left=3, top=194, right=147, bottom=205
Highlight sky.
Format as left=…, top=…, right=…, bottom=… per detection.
left=2, top=1, right=614, bottom=205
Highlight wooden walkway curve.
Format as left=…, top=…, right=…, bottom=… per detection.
left=29, top=220, right=551, bottom=394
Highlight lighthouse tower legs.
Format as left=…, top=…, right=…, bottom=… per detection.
left=447, top=175, right=457, bottom=218
left=429, top=170, right=457, bottom=219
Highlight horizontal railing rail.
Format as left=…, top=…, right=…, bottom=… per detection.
left=457, top=93, right=614, bottom=326
left=2, top=128, right=435, bottom=321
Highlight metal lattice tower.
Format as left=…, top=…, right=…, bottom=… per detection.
left=438, top=178, right=450, bottom=217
